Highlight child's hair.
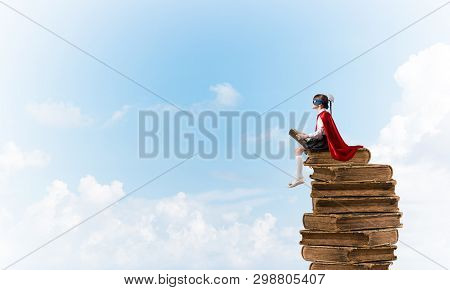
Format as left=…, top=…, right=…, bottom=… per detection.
left=312, top=94, right=329, bottom=109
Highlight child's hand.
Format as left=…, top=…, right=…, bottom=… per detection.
left=296, top=132, right=308, bottom=139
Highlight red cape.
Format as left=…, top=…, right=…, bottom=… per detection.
left=318, top=111, right=363, bottom=161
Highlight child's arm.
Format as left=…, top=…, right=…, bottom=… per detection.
left=306, top=116, right=325, bottom=139
left=296, top=132, right=309, bottom=139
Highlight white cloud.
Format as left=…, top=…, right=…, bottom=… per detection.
left=209, top=83, right=240, bottom=107
left=26, top=101, right=93, bottom=128
left=145, top=82, right=241, bottom=113
left=156, top=191, right=189, bottom=220
left=25, top=179, right=83, bottom=233
left=78, top=175, right=124, bottom=205
left=103, top=105, right=131, bottom=127
left=371, top=43, right=450, bottom=163
left=369, top=43, right=450, bottom=269
left=0, top=178, right=300, bottom=269
left=0, top=141, right=50, bottom=177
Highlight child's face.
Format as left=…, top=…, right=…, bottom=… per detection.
left=312, top=98, right=322, bottom=109
left=312, top=102, right=322, bottom=110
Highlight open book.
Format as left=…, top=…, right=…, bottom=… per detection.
left=289, top=128, right=303, bottom=143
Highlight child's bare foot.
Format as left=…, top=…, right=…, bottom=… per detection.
left=288, top=178, right=305, bottom=188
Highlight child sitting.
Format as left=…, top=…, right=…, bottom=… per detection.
left=288, top=93, right=363, bottom=188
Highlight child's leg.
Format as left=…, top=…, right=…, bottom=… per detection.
left=295, top=146, right=305, bottom=180
left=289, top=146, right=306, bottom=188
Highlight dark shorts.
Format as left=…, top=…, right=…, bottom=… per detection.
left=299, top=135, right=329, bottom=152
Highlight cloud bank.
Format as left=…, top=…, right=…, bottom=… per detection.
left=370, top=43, right=450, bottom=269
left=1, top=177, right=300, bottom=269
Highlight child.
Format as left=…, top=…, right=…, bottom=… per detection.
left=288, top=93, right=363, bottom=188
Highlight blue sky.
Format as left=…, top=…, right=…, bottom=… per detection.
left=1, top=0, right=450, bottom=269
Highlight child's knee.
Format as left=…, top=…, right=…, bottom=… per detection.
left=295, top=146, right=304, bottom=155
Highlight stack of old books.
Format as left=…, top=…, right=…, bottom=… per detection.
left=299, top=148, right=402, bottom=270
